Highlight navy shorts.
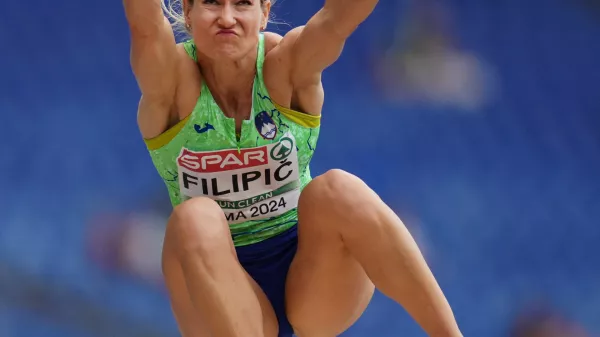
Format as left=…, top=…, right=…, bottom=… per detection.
left=236, top=224, right=298, bottom=337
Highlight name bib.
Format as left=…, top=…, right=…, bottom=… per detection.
left=176, top=132, right=300, bottom=224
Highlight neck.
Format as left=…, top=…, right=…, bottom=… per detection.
left=198, top=50, right=257, bottom=100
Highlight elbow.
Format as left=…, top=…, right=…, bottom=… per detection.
left=124, top=1, right=166, bottom=36
left=321, top=0, right=378, bottom=38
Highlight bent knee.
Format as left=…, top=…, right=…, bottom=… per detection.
left=301, top=169, right=376, bottom=210
left=303, top=169, right=354, bottom=198
left=298, top=170, right=388, bottom=237
left=171, top=197, right=225, bottom=227
left=165, top=197, right=231, bottom=259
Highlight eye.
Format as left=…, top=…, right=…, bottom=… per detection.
left=237, top=0, right=252, bottom=5
left=203, top=0, right=218, bottom=4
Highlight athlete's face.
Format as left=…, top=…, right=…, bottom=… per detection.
left=186, top=0, right=270, bottom=60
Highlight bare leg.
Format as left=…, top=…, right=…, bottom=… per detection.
left=286, top=219, right=374, bottom=337
left=162, top=197, right=278, bottom=337
left=287, top=169, right=462, bottom=337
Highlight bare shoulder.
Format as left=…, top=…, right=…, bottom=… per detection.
left=265, top=27, right=305, bottom=53
left=263, top=31, right=283, bottom=52
left=174, top=41, right=198, bottom=70
left=174, top=41, right=199, bottom=81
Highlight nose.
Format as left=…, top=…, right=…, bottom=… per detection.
left=217, top=4, right=236, bottom=28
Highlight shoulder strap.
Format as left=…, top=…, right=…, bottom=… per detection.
left=255, top=33, right=270, bottom=96
left=182, top=40, right=198, bottom=61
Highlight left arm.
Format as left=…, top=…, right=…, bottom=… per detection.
left=283, top=0, right=379, bottom=87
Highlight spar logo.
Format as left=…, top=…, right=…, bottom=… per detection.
left=178, top=136, right=295, bottom=173
left=178, top=147, right=268, bottom=173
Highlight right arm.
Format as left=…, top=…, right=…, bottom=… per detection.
left=123, top=0, right=178, bottom=139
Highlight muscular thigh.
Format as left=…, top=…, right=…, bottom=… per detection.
left=162, top=229, right=279, bottom=337
left=285, top=198, right=375, bottom=336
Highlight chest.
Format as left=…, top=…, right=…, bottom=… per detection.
left=152, top=85, right=320, bottom=185
left=147, top=92, right=321, bottom=213
left=174, top=70, right=253, bottom=135
left=217, top=97, right=253, bottom=136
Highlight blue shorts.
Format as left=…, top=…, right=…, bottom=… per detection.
left=236, top=224, right=298, bottom=337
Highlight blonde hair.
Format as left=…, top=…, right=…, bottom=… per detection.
left=161, top=0, right=281, bottom=39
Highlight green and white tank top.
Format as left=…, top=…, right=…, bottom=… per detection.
left=144, top=34, right=321, bottom=246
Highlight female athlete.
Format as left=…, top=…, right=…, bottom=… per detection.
left=123, top=0, right=463, bottom=336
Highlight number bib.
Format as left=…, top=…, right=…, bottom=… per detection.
left=176, top=132, right=300, bottom=224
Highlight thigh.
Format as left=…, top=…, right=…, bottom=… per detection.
left=285, top=195, right=375, bottom=336
left=162, top=225, right=279, bottom=337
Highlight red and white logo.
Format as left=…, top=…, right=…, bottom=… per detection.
left=178, top=147, right=268, bottom=173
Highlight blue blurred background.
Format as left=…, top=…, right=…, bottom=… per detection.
left=1, top=0, right=599, bottom=336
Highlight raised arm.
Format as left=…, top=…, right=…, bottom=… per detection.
left=123, top=0, right=179, bottom=139
left=285, top=0, right=379, bottom=87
